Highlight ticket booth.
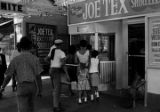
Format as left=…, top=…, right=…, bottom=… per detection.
left=68, top=0, right=160, bottom=108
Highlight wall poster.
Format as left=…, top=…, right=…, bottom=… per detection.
left=26, top=23, right=56, bottom=72
left=149, top=17, right=160, bottom=66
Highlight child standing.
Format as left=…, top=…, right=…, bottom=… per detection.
left=89, top=50, right=100, bottom=101
left=77, top=63, right=90, bottom=104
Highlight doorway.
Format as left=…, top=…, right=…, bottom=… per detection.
left=128, top=23, right=145, bottom=85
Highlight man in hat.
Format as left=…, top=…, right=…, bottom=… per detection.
left=47, top=39, right=69, bottom=112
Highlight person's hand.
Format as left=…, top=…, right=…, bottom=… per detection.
left=0, top=87, right=5, bottom=93
left=36, top=89, right=42, bottom=98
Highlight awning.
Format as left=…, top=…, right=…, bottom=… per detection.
left=0, top=20, right=13, bottom=27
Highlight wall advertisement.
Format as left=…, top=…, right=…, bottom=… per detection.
left=68, top=0, right=160, bottom=25
left=26, top=23, right=56, bottom=68
left=149, top=17, right=160, bottom=66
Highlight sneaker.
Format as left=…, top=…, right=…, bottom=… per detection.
left=90, top=94, right=94, bottom=101
left=84, top=97, right=87, bottom=103
left=78, top=98, right=82, bottom=104
left=95, top=92, right=100, bottom=98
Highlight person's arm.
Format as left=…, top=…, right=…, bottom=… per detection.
left=44, top=45, right=55, bottom=62
left=35, top=58, right=43, bottom=97
left=63, top=65, right=70, bottom=82
left=0, top=61, right=15, bottom=93
left=35, top=75, right=42, bottom=97
left=0, top=75, right=11, bottom=92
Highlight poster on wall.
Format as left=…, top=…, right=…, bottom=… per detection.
left=26, top=23, right=56, bottom=70
left=149, top=18, right=160, bottom=66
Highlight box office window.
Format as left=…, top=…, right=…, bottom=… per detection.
left=98, top=33, right=115, bottom=61
left=71, top=34, right=95, bottom=50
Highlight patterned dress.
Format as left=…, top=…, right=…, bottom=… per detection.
left=77, top=69, right=90, bottom=90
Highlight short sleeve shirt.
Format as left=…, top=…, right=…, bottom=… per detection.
left=89, top=58, right=99, bottom=73
left=5, top=52, right=43, bottom=84
left=50, top=49, right=66, bottom=68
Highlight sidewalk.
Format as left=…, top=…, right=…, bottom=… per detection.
left=0, top=77, right=153, bottom=112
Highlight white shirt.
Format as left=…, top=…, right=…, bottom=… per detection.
left=48, top=45, right=56, bottom=57
left=89, top=57, right=99, bottom=73
left=76, top=50, right=89, bottom=64
left=50, top=49, right=66, bottom=68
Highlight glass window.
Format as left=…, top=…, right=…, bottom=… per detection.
left=71, top=34, right=95, bottom=49
left=98, top=33, right=115, bottom=61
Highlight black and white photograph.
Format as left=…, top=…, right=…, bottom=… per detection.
left=0, top=0, right=160, bottom=112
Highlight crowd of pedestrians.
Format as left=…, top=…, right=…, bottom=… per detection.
left=0, top=37, right=101, bottom=112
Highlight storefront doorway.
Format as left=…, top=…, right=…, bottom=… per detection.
left=128, top=23, right=145, bottom=85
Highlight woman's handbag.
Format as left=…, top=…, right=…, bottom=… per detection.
left=71, top=81, right=78, bottom=90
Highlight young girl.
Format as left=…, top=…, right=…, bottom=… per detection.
left=89, top=50, right=100, bottom=101
left=77, top=63, right=90, bottom=104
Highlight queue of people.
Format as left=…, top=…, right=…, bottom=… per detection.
left=74, top=40, right=100, bottom=104
left=0, top=37, right=101, bottom=112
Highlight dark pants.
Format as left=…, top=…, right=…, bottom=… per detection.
left=50, top=68, right=63, bottom=108
left=17, top=82, right=36, bottom=112
left=0, top=75, right=4, bottom=87
left=12, top=74, right=17, bottom=90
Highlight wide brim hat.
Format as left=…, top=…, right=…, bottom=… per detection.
left=54, top=39, right=63, bottom=44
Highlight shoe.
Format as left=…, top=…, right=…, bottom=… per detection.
left=95, top=92, right=100, bottom=102
left=78, top=98, right=82, bottom=104
left=84, top=97, right=87, bottom=103
left=90, top=94, right=94, bottom=101
left=95, top=92, right=100, bottom=98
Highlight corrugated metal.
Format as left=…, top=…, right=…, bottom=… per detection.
left=100, top=61, right=116, bottom=84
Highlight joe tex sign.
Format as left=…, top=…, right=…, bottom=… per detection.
left=68, top=0, right=160, bottom=25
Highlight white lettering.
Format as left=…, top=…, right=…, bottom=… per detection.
left=83, top=3, right=88, bottom=20
left=103, top=0, right=109, bottom=16
left=88, top=2, right=94, bottom=19
left=110, top=0, right=118, bottom=15
left=119, top=0, right=128, bottom=14
left=95, top=0, right=101, bottom=18
left=83, top=0, right=101, bottom=20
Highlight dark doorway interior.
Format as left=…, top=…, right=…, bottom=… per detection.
left=128, top=23, right=145, bottom=85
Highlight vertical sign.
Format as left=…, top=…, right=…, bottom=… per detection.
left=26, top=23, right=56, bottom=67
left=149, top=18, right=160, bottom=66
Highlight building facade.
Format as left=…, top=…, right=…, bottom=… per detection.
left=68, top=0, right=160, bottom=108
left=0, top=0, right=68, bottom=73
